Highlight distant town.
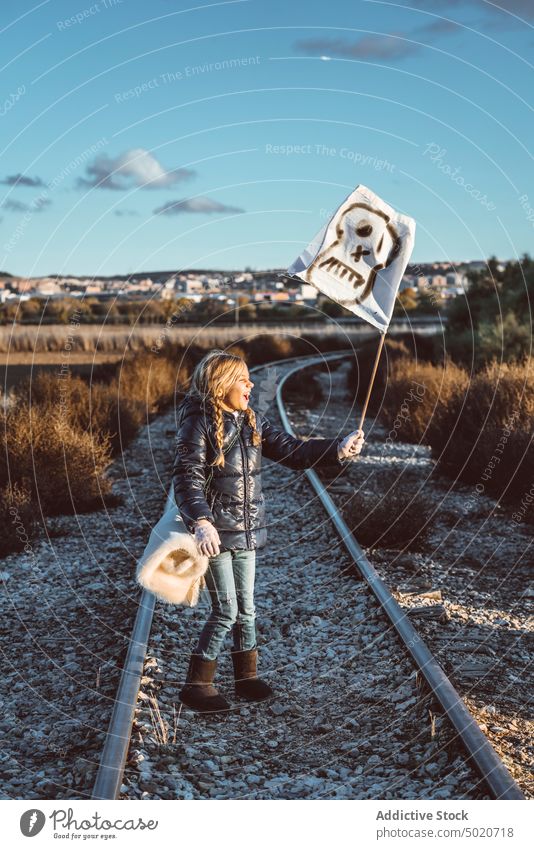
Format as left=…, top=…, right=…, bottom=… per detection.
left=0, top=259, right=500, bottom=312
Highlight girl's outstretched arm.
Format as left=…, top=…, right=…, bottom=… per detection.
left=172, top=416, right=215, bottom=533
left=259, top=412, right=345, bottom=471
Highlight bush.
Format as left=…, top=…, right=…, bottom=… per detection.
left=378, top=357, right=534, bottom=514
left=477, top=312, right=531, bottom=366
left=18, top=351, right=194, bottom=453
left=0, top=480, right=38, bottom=557
left=225, top=344, right=248, bottom=361
left=444, top=255, right=534, bottom=368
left=0, top=405, right=112, bottom=515
left=14, top=372, right=142, bottom=454
left=116, top=354, right=178, bottom=417
left=380, top=358, right=469, bottom=446
left=243, top=334, right=301, bottom=365
left=345, top=333, right=444, bottom=415
left=0, top=346, right=200, bottom=556
left=425, top=359, right=534, bottom=503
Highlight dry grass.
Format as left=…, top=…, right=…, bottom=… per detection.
left=380, top=358, right=469, bottom=446
left=379, top=357, right=534, bottom=517
left=0, top=404, right=113, bottom=516
left=0, top=347, right=196, bottom=555
left=116, top=353, right=186, bottom=417
left=13, top=351, right=193, bottom=453
left=243, top=333, right=302, bottom=365
left=0, top=323, right=359, bottom=355
left=426, top=359, right=534, bottom=504
left=15, top=372, right=142, bottom=455
left=0, top=479, right=37, bottom=557
left=345, top=333, right=442, bottom=414
left=0, top=324, right=167, bottom=354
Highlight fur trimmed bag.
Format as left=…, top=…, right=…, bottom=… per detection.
left=136, top=490, right=209, bottom=606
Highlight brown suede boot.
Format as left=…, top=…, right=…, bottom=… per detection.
left=231, top=647, right=274, bottom=702
left=179, top=654, right=231, bottom=713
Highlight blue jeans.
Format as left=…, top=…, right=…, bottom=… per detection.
left=193, top=549, right=257, bottom=661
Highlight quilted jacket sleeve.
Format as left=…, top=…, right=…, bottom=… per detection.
left=259, top=413, right=344, bottom=471
left=172, top=414, right=215, bottom=533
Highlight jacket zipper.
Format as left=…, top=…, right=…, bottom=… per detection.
left=239, top=426, right=251, bottom=547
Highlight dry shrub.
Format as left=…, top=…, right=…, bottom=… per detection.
left=15, top=372, right=142, bottom=454
left=346, top=337, right=411, bottom=412
left=380, top=358, right=469, bottom=445
left=24, top=352, right=193, bottom=450
left=343, top=469, right=432, bottom=550
left=0, top=405, right=112, bottom=515
left=225, top=344, right=248, bottom=361
left=0, top=348, right=197, bottom=555
left=116, top=354, right=177, bottom=415
left=380, top=357, right=533, bottom=510
left=89, top=381, right=143, bottom=450
left=244, top=334, right=300, bottom=365
left=346, top=333, right=442, bottom=413
left=425, top=359, right=534, bottom=503
left=0, top=479, right=38, bottom=556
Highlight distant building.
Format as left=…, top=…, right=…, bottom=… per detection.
left=292, top=283, right=318, bottom=303
left=33, top=279, right=62, bottom=297
left=253, top=291, right=290, bottom=302
left=7, top=278, right=34, bottom=293
left=103, top=280, right=129, bottom=292
left=176, top=277, right=203, bottom=294
left=430, top=275, right=448, bottom=288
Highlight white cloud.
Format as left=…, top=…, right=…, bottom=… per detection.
left=77, top=148, right=195, bottom=190
left=154, top=197, right=244, bottom=215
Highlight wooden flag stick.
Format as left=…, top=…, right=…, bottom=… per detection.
left=357, top=330, right=387, bottom=432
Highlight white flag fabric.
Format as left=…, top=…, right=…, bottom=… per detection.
left=287, top=184, right=416, bottom=333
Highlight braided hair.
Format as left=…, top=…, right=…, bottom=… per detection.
left=187, top=349, right=261, bottom=468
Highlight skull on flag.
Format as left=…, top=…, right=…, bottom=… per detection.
left=287, top=184, right=416, bottom=332
left=305, top=201, right=402, bottom=305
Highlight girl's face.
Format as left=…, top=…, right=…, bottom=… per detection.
left=220, top=367, right=254, bottom=412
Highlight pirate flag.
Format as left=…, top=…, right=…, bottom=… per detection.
left=287, top=184, right=416, bottom=333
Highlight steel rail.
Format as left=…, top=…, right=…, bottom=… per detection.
left=276, top=360, right=525, bottom=801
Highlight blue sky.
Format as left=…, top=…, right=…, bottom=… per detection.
left=0, top=0, right=532, bottom=276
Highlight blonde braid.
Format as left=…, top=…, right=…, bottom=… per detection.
left=211, top=403, right=261, bottom=466
left=210, top=398, right=226, bottom=468
left=244, top=407, right=262, bottom=447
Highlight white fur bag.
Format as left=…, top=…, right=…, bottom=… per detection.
left=136, top=490, right=209, bottom=606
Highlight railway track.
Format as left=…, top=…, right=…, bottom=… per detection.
left=92, top=351, right=525, bottom=801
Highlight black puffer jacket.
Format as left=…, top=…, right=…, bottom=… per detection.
left=172, top=394, right=345, bottom=551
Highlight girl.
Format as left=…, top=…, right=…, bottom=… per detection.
left=173, top=350, right=364, bottom=713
